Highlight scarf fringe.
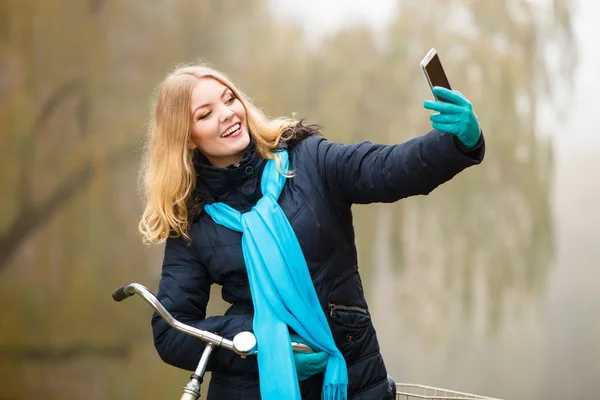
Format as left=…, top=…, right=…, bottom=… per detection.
left=323, top=383, right=347, bottom=400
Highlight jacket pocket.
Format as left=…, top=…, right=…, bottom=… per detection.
left=328, top=303, right=369, bottom=318
left=327, top=303, right=377, bottom=365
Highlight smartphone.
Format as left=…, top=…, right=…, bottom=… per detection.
left=420, top=48, right=451, bottom=102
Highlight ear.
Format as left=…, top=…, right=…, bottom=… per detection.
left=187, top=142, right=197, bottom=150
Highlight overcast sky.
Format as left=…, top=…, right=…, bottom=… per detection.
left=269, top=0, right=397, bottom=44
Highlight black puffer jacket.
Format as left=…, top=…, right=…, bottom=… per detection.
left=152, top=129, right=485, bottom=399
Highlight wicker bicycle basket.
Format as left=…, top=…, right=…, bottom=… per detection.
left=396, top=384, right=503, bottom=400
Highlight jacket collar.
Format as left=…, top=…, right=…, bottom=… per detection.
left=193, top=140, right=266, bottom=201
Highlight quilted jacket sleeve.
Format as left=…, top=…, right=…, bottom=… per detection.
left=304, top=129, right=484, bottom=205
left=151, top=234, right=256, bottom=373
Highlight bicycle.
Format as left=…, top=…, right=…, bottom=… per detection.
left=112, top=283, right=503, bottom=400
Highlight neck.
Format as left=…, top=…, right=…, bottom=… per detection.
left=206, top=152, right=244, bottom=168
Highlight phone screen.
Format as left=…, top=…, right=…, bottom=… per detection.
left=424, top=53, right=452, bottom=100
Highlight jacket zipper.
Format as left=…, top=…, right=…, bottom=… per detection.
left=328, top=303, right=369, bottom=318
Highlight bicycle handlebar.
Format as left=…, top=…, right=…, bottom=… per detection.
left=112, top=285, right=135, bottom=302
left=112, top=283, right=312, bottom=355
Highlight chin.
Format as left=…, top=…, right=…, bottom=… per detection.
left=238, top=130, right=251, bottom=149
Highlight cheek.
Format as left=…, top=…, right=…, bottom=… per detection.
left=190, top=122, right=216, bottom=146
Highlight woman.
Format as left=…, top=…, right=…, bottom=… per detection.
left=139, top=63, right=484, bottom=400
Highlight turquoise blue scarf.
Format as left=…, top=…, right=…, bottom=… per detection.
left=204, top=150, right=347, bottom=400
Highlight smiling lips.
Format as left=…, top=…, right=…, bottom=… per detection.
left=221, top=123, right=241, bottom=138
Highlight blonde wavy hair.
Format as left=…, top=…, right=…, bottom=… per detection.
left=139, top=62, right=298, bottom=244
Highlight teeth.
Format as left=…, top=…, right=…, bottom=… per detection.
left=221, top=123, right=240, bottom=138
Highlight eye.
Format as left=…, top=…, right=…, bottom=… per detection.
left=197, top=111, right=211, bottom=121
left=225, top=95, right=236, bottom=105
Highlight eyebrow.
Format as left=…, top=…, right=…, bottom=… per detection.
left=192, top=87, right=231, bottom=116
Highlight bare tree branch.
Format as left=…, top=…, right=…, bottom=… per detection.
left=17, top=78, right=86, bottom=208
left=0, top=144, right=139, bottom=271
left=0, top=78, right=96, bottom=271
left=0, top=162, right=92, bottom=268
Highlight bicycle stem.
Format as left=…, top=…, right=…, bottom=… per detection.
left=179, top=343, right=216, bottom=400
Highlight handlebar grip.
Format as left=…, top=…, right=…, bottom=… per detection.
left=112, top=285, right=134, bottom=302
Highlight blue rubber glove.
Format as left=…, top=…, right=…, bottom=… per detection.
left=290, top=334, right=329, bottom=382
left=423, top=86, right=481, bottom=148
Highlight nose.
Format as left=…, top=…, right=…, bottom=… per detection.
left=220, top=105, right=235, bottom=122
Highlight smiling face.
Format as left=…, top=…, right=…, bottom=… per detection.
left=189, top=77, right=250, bottom=168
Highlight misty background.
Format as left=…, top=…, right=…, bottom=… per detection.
left=1, top=1, right=597, bottom=399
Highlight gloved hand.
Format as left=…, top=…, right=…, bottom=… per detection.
left=423, top=86, right=481, bottom=148
left=290, top=334, right=329, bottom=382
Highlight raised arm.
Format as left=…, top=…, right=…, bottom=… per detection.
left=305, top=86, right=484, bottom=205
left=304, top=129, right=484, bottom=205
left=152, top=234, right=255, bottom=373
